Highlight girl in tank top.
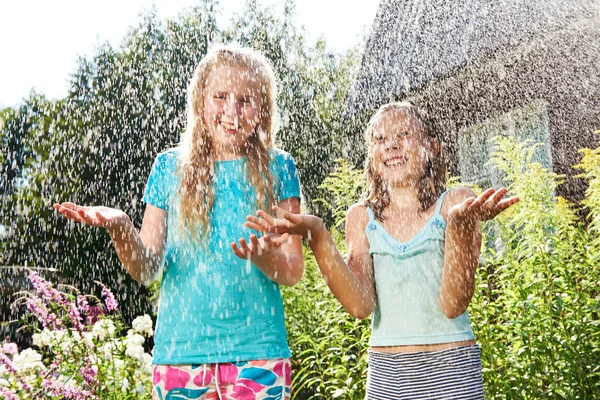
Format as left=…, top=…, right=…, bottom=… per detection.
left=243, top=102, right=519, bottom=399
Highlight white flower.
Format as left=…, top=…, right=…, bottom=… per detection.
left=132, top=314, right=153, bottom=337
left=82, top=332, right=95, bottom=349
left=126, top=331, right=145, bottom=347
left=92, top=319, right=116, bottom=341
left=102, top=341, right=117, bottom=359
left=121, top=377, right=130, bottom=391
left=141, top=353, right=153, bottom=375
left=125, top=344, right=145, bottom=361
left=32, top=329, right=52, bottom=348
left=49, top=329, right=67, bottom=348
left=12, top=349, right=44, bottom=372
left=135, top=382, right=146, bottom=394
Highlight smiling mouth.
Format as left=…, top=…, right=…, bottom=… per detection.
left=384, top=156, right=407, bottom=167
left=219, top=121, right=240, bottom=134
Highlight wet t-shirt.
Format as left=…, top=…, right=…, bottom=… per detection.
left=142, top=147, right=301, bottom=364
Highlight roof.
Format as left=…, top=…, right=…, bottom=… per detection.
left=346, top=0, right=600, bottom=116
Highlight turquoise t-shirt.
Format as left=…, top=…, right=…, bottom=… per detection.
left=142, top=148, right=301, bottom=365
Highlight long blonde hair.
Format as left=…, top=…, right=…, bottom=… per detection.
left=363, top=102, right=447, bottom=221
left=176, top=45, right=279, bottom=237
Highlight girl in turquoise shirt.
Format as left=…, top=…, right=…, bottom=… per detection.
left=246, top=102, right=519, bottom=399
left=55, top=46, right=303, bottom=400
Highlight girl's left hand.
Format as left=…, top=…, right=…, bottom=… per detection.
left=448, top=187, right=520, bottom=224
left=231, top=233, right=290, bottom=260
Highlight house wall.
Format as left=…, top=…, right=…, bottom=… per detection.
left=398, top=18, right=600, bottom=201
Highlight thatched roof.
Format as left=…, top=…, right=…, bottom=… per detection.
left=346, top=0, right=600, bottom=116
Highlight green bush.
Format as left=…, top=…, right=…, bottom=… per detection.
left=284, top=137, right=600, bottom=399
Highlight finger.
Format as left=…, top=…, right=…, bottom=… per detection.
left=77, top=208, right=96, bottom=224
left=496, top=196, right=520, bottom=211
left=270, top=232, right=290, bottom=247
left=245, top=215, right=275, bottom=232
left=244, top=221, right=269, bottom=232
left=462, top=196, right=477, bottom=210
left=262, top=235, right=273, bottom=253
left=470, top=188, right=495, bottom=209
left=272, top=206, right=295, bottom=222
left=257, top=210, right=291, bottom=231
left=96, top=212, right=110, bottom=227
left=57, top=202, right=79, bottom=211
left=57, top=207, right=85, bottom=222
left=256, top=210, right=279, bottom=227
left=231, top=242, right=246, bottom=259
left=486, top=187, right=509, bottom=206
left=238, top=238, right=253, bottom=257
left=250, top=235, right=263, bottom=255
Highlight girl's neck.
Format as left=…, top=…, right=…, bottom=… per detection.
left=213, top=147, right=245, bottom=161
left=387, top=186, right=421, bottom=214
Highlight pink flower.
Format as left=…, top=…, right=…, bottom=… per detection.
left=2, top=342, right=18, bottom=355
left=29, top=271, right=65, bottom=305
left=42, top=378, right=94, bottom=399
left=96, top=282, right=119, bottom=312
left=79, top=361, right=98, bottom=387
left=0, top=386, right=18, bottom=400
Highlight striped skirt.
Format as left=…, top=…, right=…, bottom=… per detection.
left=366, top=345, right=484, bottom=400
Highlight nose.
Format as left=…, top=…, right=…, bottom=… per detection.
left=384, top=136, right=400, bottom=151
left=223, top=94, right=237, bottom=115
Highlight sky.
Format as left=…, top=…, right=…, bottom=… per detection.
left=0, top=0, right=380, bottom=108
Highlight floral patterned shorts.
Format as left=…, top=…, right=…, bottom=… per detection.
left=152, top=358, right=291, bottom=400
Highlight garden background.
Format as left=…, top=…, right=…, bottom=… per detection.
left=1, top=1, right=599, bottom=398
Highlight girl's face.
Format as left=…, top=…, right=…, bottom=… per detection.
left=370, top=108, right=435, bottom=187
left=203, top=64, right=263, bottom=159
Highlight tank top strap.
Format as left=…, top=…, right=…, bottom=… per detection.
left=365, top=206, right=375, bottom=222
left=434, top=190, right=450, bottom=216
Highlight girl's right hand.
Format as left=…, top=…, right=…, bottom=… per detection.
left=244, top=206, right=323, bottom=240
left=53, top=202, right=129, bottom=231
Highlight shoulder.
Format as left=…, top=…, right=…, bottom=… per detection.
left=346, top=203, right=370, bottom=228
left=347, top=203, right=369, bottom=219
left=154, top=148, right=179, bottom=167
left=345, top=204, right=370, bottom=246
left=268, top=147, right=295, bottom=164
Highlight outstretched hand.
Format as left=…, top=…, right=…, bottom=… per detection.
left=53, top=202, right=128, bottom=230
left=231, top=233, right=290, bottom=260
left=243, top=206, right=320, bottom=239
left=448, top=187, right=520, bottom=225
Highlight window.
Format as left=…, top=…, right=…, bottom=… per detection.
left=457, top=100, right=552, bottom=188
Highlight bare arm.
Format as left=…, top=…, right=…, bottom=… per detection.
left=244, top=203, right=375, bottom=318
left=439, top=187, right=519, bottom=318
left=109, top=205, right=167, bottom=285
left=308, top=204, right=375, bottom=319
left=439, top=188, right=482, bottom=319
left=54, top=203, right=167, bottom=285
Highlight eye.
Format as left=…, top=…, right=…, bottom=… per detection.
left=398, top=131, right=411, bottom=138
left=374, top=135, right=385, bottom=143
left=213, top=92, right=226, bottom=100
left=240, top=96, right=252, bottom=104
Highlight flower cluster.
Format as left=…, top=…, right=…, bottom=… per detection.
left=1, top=270, right=154, bottom=399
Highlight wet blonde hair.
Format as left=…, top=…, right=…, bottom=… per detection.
left=363, top=102, right=447, bottom=221
left=176, top=45, right=278, bottom=237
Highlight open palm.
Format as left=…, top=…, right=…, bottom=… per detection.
left=448, top=187, right=520, bottom=224
left=54, top=202, right=128, bottom=229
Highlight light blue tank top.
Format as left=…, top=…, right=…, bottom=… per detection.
left=365, top=191, right=475, bottom=346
